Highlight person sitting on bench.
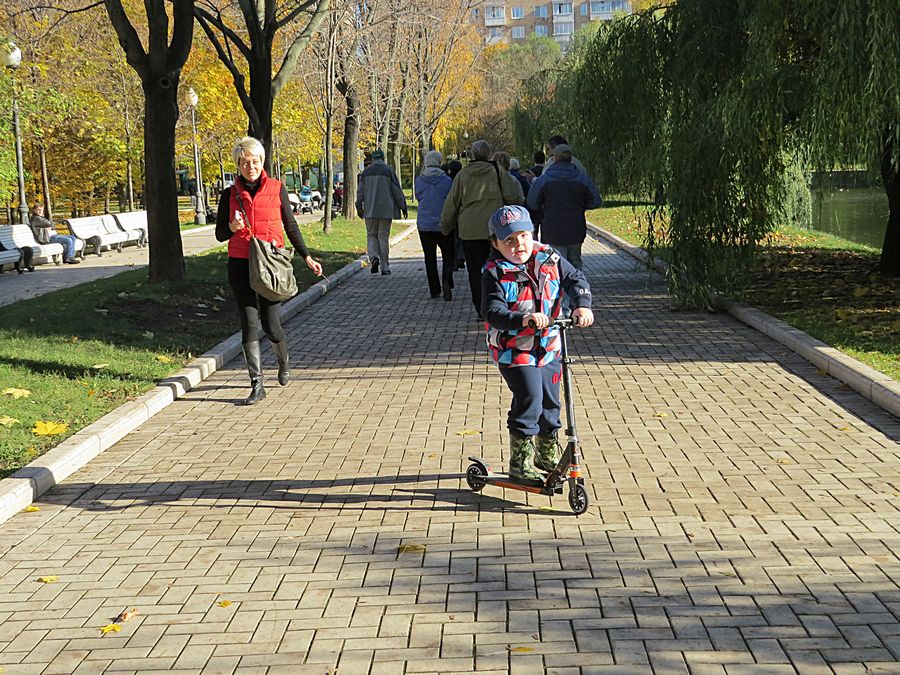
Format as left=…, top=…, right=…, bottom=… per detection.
left=30, top=204, right=81, bottom=264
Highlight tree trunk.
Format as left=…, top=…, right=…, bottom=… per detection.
left=337, top=74, right=360, bottom=220
left=248, top=56, right=275, bottom=173
left=39, top=142, right=52, bottom=219
left=880, top=134, right=899, bottom=276
left=323, top=117, right=334, bottom=233
left=144, top=77, right=186, bottom=282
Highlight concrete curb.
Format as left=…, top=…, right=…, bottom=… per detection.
left=0, top=223, right=418, bottom=525
left=586, top=220, right=899, bottom=420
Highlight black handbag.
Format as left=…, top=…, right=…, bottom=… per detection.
left=236, top=194, right=298, bottom=302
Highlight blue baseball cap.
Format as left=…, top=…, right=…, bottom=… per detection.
left=489, top=205, right=533, bottom=240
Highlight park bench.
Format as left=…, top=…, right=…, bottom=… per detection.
left=0, top=246, right=22, bottom=273
left=0, top=225, right=64, bottom=266
left=112, top=210, right=148, bottom=247
left=64, top=214, right=135, bottom=256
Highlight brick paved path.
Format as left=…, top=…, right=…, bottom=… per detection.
left=1, top=232, right=898, bottom=674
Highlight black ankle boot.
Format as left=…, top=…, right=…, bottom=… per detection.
left=271, top=340, right=290, bottom=386
left=242, top=341, right=266, bottom=405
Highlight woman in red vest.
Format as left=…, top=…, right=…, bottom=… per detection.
left=216, top=136, right=323, bottom=405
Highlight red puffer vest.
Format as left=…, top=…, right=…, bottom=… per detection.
left=227, top=171, right=284, bottom=259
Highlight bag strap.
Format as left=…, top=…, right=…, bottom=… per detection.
left=493, top=162, right=509, bottom=206
left=234, top=192, right=254, bottom=239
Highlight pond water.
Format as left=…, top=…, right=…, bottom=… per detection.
left=811, top=187, right=888, bottom=248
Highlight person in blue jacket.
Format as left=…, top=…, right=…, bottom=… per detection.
left=527, top=144, right=602, bottom=270
left=414, top=150, right=455, bottom=300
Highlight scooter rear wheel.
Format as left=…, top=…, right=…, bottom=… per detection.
left=568, top=483, right=589, bottom=515
left=466, top=464, right=486, bottom=492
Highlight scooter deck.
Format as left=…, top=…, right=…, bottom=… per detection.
left=467, top=456, right=563, bottom=495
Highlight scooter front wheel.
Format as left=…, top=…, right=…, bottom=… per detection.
left=466, top=464, right=486, bottom=492
left=568, top=483, right=589, bottom=515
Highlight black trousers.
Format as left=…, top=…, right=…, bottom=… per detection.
left=227, top=257, right=285, bottom=344
left=461, top=238, right=492, bottom=317
left=417, top=230, right=455, bottom=297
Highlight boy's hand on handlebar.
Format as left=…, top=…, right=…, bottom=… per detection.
left=524, top=312, right=550, bottom=329
left=572, top=308, right=594, bottom=327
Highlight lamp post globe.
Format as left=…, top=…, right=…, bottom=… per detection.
left=3, top=42, right=29, bottom=225
left=187, top=87, right=205, bottom=225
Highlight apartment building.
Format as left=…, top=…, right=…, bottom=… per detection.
left=471, top=1, right=632, bottom=48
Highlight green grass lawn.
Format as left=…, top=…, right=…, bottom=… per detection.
left=587, top=204, right=898, bottom=381
left=0, top=217, right=368, bottom=478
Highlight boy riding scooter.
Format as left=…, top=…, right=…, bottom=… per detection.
left=481, top=205, right=593, bottom=480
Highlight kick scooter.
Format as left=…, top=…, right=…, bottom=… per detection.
left=464, top=317, right=590, bottom=515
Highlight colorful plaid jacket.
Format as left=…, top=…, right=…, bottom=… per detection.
left=481, top=243, right=591, bottom=367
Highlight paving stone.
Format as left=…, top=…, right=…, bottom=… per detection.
left=0, top=232, right=897, bottom=673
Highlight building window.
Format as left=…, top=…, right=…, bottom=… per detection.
left=554, top=2, right=573, bottom=15
left=511, top=6, right=525, bottom=19
left=511, top=25, right=525, bottom=38
left=580, top=2, right=588, bottom=15
left=535, top=24, right=548, bottom=36
left=472, top=7, right=480, bottom=19
left=485, top=5, right=505, bottom=20
left=535, top=5, right=549, bottom=18
left=554, top=21, right=574, bottom=35
left=489, top=26, right=504, bottom=38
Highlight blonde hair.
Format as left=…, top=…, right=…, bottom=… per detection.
left=232, top=136, right=265, bottom=167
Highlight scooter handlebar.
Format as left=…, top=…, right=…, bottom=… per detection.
left=527, top=316, right=575, bottom=329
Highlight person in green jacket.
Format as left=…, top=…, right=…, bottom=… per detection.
left=440, top=139, right=524, bottom=319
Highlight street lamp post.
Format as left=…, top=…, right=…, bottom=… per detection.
left=2, top=42, right=29, bottom=225
left=187, top=87, right=205, bottom=225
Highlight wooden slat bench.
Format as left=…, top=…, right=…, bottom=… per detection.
left=112, top=210, right=148, bottom=247
left=64, top=214, right=131, bottom=256
left=0, top=246, right=22, bottom=273
left=0, top=225, right=64, bottom=265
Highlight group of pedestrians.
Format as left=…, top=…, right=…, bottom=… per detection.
left=406, top=136, right=602, bottom=319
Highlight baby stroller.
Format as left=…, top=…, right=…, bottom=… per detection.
left=290, top=187, right=314, bottom=215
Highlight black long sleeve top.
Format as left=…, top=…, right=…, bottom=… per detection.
left=215, top=183, right=310, bottom=259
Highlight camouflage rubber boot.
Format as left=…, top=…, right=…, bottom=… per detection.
left=534, top=433, right=560, bottom=472
left=509, top=432, right=544, bottom=481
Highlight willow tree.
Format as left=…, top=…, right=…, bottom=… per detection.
left=562, top=0, right=899, bottom=308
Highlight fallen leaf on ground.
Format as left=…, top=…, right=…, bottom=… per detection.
left=156, top=355, right=174, bottom=363
left=94, top=308, right=109, bottom=315
left=91, top=364, right=110, bottom=370
left=427, top=453, right=436, bottom=459
left=115, top=608, right=138, bottom=623
left=653, top=412, right=669, bottom=418
left=99, top=623, right=121, bottom=635
left=3, top=388, right=30, bottom=399
left=509, top=646, right=535, bottom=653
left=23, top=505, right=39, bottom=513
left=142, top=331, right=155, bottom=339
left=455, top=429, right=480, bottom=436
left=0, top=416, right=20, bottom=427
left=217, top=600, right=232, bottom=608
left=37, top=576, right=58, bottom=583
left=398, top=543, right=426, bottom=554
left=33, top=421, right=69, bottom=436
left=777, top=459, right=792, bottom=465
left=838, top=426, right=851, bottom=431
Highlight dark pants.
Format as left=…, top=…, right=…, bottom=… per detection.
left=417, top=230, right=455, bottom=297
left=461, top=238, right=492, bottom=317
left=499, top=360, right=562, bottom=437
left=228, top=257, right=285, bottom=344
